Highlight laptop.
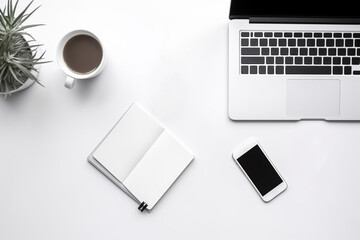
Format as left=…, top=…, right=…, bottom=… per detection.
left=228, top=1, right=360, bottom=120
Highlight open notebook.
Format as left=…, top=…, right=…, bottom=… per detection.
left=88, top=103, right=194, bottom=212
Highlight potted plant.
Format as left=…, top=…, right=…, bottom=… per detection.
left=0, top=0, right=48, bottom=96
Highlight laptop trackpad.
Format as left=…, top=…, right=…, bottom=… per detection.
left=286, top=79, right=340, bottom=117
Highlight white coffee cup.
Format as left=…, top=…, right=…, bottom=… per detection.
left=57, top=30, right=106, bottom=89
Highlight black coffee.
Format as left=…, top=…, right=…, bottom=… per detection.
left=63, top=34, right=103, bottom=74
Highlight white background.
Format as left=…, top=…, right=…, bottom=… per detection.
left=1, top=0, right=360, bottom=239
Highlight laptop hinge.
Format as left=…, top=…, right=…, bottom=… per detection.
left=249, top=17, right=360, bottom=24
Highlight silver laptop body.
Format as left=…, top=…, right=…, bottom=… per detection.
left=229, top=2, right=360, bottom=120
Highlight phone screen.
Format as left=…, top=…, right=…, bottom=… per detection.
left=236, top=145, right=283, bottom=196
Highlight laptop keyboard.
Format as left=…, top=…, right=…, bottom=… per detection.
left=240, top=31, right=360, bottom=75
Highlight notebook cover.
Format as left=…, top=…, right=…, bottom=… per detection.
left=123, top=131, right=194, bottom=210
left=88, top=103, right=194, bottom=211
left=92, top=104, right=164, bottom=182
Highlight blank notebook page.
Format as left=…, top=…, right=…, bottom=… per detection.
left=123, top=131, right=194, bottom=210
left=93, top=104, right=164, bottom=182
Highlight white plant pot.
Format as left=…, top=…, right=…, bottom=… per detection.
left=0, top=36, right=42, bottom=95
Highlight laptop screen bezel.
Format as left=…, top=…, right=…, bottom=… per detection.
left=229, top=0, right=360, bottom=23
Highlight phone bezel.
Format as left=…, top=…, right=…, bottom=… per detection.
left=232, top=138, right=287, bottom=202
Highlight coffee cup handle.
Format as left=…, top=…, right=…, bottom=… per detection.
left=65, top=76, right=76, bottom=89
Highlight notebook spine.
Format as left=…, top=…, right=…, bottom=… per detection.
left=138, top=201, right=148, bottom=212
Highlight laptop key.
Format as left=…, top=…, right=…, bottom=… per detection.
left=352, top=57, right=360, bottom=65
left=304, top=57, right=312, bottom=64
left=314, top=33, right=322, bottom=38
left=355, top=39, right=360, bottom=47
left=295, top=57, right=303, bottom=64
left=262, top=48, right=270, bottom=55
left=250, top=39, right=258, bottom=46
left=326, top=39, right=335, bottom=47
left=342, top=57, right=351, bottom=65
left=260, top=38, right=268, bottom=46
left=345, top=66, right=352, bottom=75
left=334, top=33, right=342, bottom=38
left=314, top=57, right=322, bottom=65
left=324, top=33, right=332, bottom=38
left=286, top=66, right=331, bottom=74
left=264, top=32, right=273, bottom=37
left=298, top=39, right=306, bottom=47
left=323, top=57, right=332, bottom=65
left=294, top=32, right=302, bottom=37
left=255, top=32, right=263, bottom=37
left=288, top=39, right=296, bottom=46
left=280, top=48, right=289, bottom=55
left=266, top=57, right=274, bottom=64
left=276, top=57, right=284, bottom=64
left=333, top=57, right=341, bottom=65
left=276, top=66, right=284, bottom=74
left=269, top=39, right=277, bottom=46
left=344, top=33, right=352, bottom=38
left=338, top=48, right=346, bottom=56
left=307, top=39, right=316, bottom=46
left=279, top=39, right=287, bottom=46
left=284, top=32, right=292, bottom=37
left=241, top=39, right=249, bottom=46
left=353, top=71, right=360, bottom=75
left=241, top=32, right=250, bottom=37
left=336, top=39, right=344, bottom=47
left=333, top=66, right=343, bottom=75
left=241, top=48, right=260, bottom=55
left=309, top=48, right=317, bottom=56
left=345, top=39, right=353, bottom=47
left=316, top=39, right=325, bottom=47
left=241, top=57, right=265, bottom=64
left=286, top=57, right=294, bottom=64
left=241, top=66, right=249, bottom=74
left=300, top=48, right=308, bottom=55
left=328, top=48, right=336, bottom=56
left=348, top=48, right=356, bottom=56
left=259, top=66, right=266, bottom=74
left=353, top=33, right=360, bottom=38
left=250, top=66, right=257, bottom=74
left=274, top=32, right=282, bottom=37
left=290, top=48, right=298, bottom=55
left=268, top=66, right=274, bottom=74
left=319, top=48, right=327, bottom=56
left=304, top=32, right=312, bottom=37
left=271, top=48, right=279, bottom=55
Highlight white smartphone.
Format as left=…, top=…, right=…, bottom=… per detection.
left=232, top=138, right=287, bottom=202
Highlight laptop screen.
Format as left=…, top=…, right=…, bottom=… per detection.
left=229, top=1, right=360, bottom=20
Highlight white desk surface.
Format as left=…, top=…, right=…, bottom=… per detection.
left=1, top=0, right=360, bottom=239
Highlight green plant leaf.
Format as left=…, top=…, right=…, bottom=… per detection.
left=0, top=0, right=46, bottom=94
left=0, top=7, right=11, bottom=27
left=12, top=43, right=42, bottom=56
left=10, top=59, right=40, bottom=83
left=4, top=81, right=10, bottom=94
left=16, top=5, right=41, bottom=27
left=8, top=65, right=24, bottom=85
left=7, top=0, right=12, bottom=21
left=16, top=24, right=44, bottom=32
left=12, top=0, right=19, bottom=19
left=11, top=31, right=35, bottom=41
left=36, top=50, right=46, bottom=59
left=12, top=0, right=34, bottom=28
left=0, top=13, right=6, bottom=28
left=12, top=58, right=48, bottom=65
left=0, top=64, right=6, bottom=84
